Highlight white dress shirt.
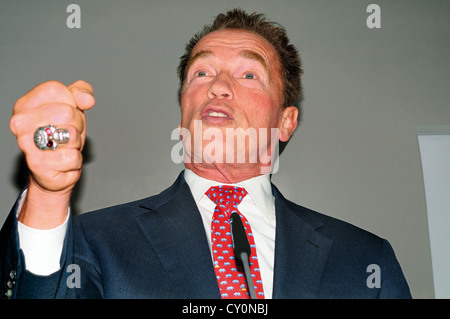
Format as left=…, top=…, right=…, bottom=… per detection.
left=17, top=169, right=276, bottom=298
left=184, top=169, right=276, bottom=298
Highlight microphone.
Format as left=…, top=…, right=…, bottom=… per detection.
left=230, top=212, right=257, bottom=299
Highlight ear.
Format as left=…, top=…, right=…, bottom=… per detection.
left=279, top=106, right=298, bottom=142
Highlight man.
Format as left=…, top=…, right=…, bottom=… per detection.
left=0, top=9, right=411, bottom=299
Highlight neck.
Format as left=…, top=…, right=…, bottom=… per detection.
left=184, top=163, right=268, bottom=183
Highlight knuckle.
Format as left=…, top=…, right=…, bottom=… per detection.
left=14, top=80, right=72, bottom=113
left=52, top=104, right=77, bottom=123
left=26, top=153, right=43, bottom=171
left=61, top=148, right=81, bottom=163
left=42, top=80, right=67, bottom=94
left=9, top=116, right=18, bottom=135
left=10, top=113, right=28, bottom=137
left=41, top=81, right=73, bottom=104
left=63, top=151, right=83, bottom=170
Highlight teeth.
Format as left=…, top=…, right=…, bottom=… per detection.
left=208, top=112, right=227, bottom=117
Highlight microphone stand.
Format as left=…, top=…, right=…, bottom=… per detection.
left=230, top=212, right=257, bottom=299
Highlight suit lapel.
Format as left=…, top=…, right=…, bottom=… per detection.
left=133, top=173, right=333, bottom=299
left=272, top=186, right=333, bottom=298
left=135, top=175, right=220, bottom=298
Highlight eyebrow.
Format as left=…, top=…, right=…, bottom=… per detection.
left=238, top=50, right=270, bottom=76
left=186, top=49, right=271, bottom=77
left=186, top=50, right=213, bottom=74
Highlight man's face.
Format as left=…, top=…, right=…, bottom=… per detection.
left=179, top=29, right=297, bottom=180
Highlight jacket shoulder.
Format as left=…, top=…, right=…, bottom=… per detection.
left=274, top=184, right=382, bottom=245
left=75, top=172, right=186, bottom=225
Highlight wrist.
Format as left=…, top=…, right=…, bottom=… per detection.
left=18, top=178, right=72, bottom=229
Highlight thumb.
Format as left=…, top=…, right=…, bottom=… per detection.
left=68, top=80, right=95, bottom=111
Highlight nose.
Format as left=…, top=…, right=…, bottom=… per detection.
left=207, top=73, right=234, bottom=100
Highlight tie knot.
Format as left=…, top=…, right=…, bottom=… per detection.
left=206, top=185, right=247, bottom=206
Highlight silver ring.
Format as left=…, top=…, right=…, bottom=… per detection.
left=34, top=125, right=70, bottom=150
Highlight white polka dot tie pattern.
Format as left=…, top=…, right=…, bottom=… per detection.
left=206, top=185, right=265, bottom=299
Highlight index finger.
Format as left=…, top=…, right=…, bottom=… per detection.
left=15, top=80, right=77, bottom=111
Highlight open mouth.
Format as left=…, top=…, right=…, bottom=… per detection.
left=201, top=106, right=234, bottom=123
left=208, top=111, right=228, bottom=118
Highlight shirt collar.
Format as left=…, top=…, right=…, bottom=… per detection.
left=183, top=168, right=275, bottom=224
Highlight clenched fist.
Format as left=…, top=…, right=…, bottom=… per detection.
left=10, top=80, right=95, bottom=229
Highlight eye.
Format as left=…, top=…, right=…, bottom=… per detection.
left=196, top=71, right=207, bottom=77
left=244, top=73, right=256, bottom=79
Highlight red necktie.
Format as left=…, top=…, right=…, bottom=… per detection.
left=205, top=185, right=265, bottom=299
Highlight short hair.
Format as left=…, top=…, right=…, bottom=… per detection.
left=177, top=8, right=303, bottom=108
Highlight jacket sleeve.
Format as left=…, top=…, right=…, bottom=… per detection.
left=0, top=191, right=73, bottom=299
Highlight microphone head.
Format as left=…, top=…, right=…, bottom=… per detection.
left=230, top=213, right=251, bottom=261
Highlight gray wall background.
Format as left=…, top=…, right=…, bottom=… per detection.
left=1, top=0, right=449, bottom=298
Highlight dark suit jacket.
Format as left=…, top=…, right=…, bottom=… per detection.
left=1, top=172, right=411, bottom=298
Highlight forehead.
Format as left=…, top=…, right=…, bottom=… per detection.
left=191, top=29, right=281, bottom=70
